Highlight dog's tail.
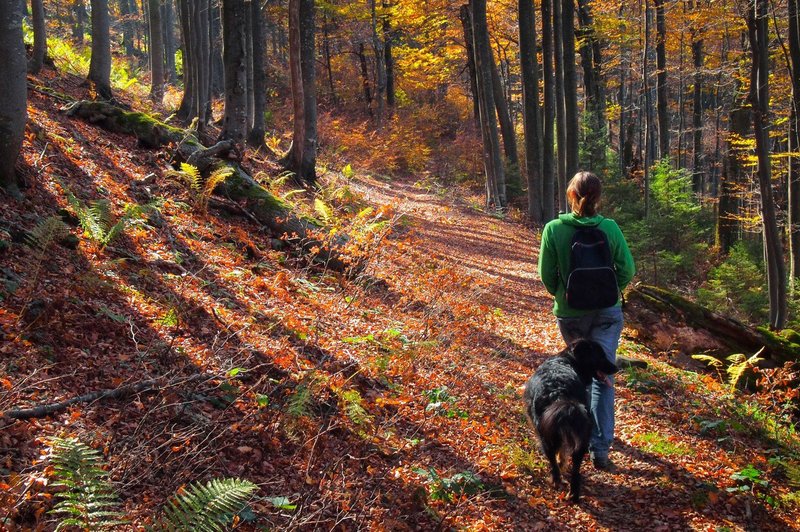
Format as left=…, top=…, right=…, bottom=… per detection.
left=539, top=399, right=592, bottom=459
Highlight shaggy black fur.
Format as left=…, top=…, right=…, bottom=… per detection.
left=523, top=339, right=619, bottom=501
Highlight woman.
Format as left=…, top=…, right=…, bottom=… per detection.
left=537, top=171, right=635, bottom=469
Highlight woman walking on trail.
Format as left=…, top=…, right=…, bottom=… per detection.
left=537, top=171, right=636, bottom=469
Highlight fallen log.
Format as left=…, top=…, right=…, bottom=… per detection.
left=62, top=100, right=350, bottom=272
left=626, top=284, right=800, bottom=365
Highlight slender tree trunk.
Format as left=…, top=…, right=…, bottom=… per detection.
left=88, top=0, right=113, bottom=99
left=370, top=0, right=386, bottom=124
left=246, top=3, right=255, bottom=131
left=643, top=0, right=653, bottom=215
left=72, top=0, right=86, bottom=44
left=691, top=36, right=704, bottom=193
left=469, top=0, right=506, bottom=209
left=148, top=0, right=165, bottom=100
left=788, top=0, right=800, bottom=286
left=210, top=0, right=225, bottom=96
left=176, top=0, right=195, bottom=121
left=383, top=0, right=395, bottom=110
left=718, top=103, right=748, bottom=253
left=285, top=0, right=317, bottom=184
left=29, top=0, right=47, bottom=74
left=491, top=53, right=520, bottom=175
left=0, top=0, right=26, bottom=197
left=460, top=5, right=481, bottom=127
left=357, top=43, right=373, bottom=116
left=577, top=0, right=606, bottom=171
left=520, top=0, right=543, bottom=222
left=248, top=0, right=267, bottom=147
left=118, top=0, right=135, bottom=56
left=163, top=0, right=177, bottom=83
left=561, top=0, right=579, bottom=179
left=220, top=0, right=248, bottom=146
left=554, top=0, right=567, bottom=209
left=322, top=10, right=337, bottom=105
left=541, top=0, right=556, bottom=219
left=748, top=0, right=786, bottom=329
left=655, top=0, right=668, bottom=160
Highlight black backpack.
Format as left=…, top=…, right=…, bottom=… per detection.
left=565, top=221, right=619, bottom=310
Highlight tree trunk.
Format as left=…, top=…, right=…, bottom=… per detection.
left=148, top=0, right=165, bottom=100
left=322, top=10, right=337, bottom=105
left=459, top=5, right=481, bottom=127
left=788, top=0, right=800, bottom=288
left=176, top=0, right=195, bottom=121
left=248, top=0, right=267, bottom=147
left=118, top=0, right=135, bottom=56
left=88, top=0, right=113, bottom=99
left=357, top=43, right=373, bottom=116
left=0, top=0, right=26, bottom=197
left=370, top=0, right=386, bottom=124
left=29, top=0, right=47, bottom=74
left=519, top=0, right=543, bottom=222
left=691, top=36, right=704, bottom=192
left=285, top=0, right=317, bottom=184
left=655, top=0, right=668, bottom=160
left=383, top=0, right=395, bottom=110
left=163, top=0, right=177, bottom=83
left=576, top=0, right=606, bottom=171
left=628, top=285, right=800, bottom=365
left=469, top=0, right=506, bottom=209
left=541, top=0, right=556, bottom=220
left=561, top=0, right=579, bottom=179
left=210, top=0, right=225, bottom=97
left=72, top=0, right=86, bottom=44
left=748, top=0, right=787, bottom=330
left=718, top=104, right=748, bottom=254
left=490, top=52, right=520, bottom=177
left=553, top=0, right=567, bottom=210
left=220, top=0, right=248, bottom=146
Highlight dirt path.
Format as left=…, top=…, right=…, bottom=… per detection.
left=352, top=175, right=794, bottom=531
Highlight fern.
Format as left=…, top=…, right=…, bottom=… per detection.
left=726, top=348, right=764, bottom=390
left=167, top=163, right=233, bottom=212
left=339, top=389, right=372, bottom=426
left=47, top=437, right=126, bottom=531
left=314, top=198, right=334, bottom=225
left=64, top=190, right=156, bottom=247
left=286, top=383, right=313, bottom=418
left=25, top=216, right=69, bottom=251
left=691, top=353, right=723, bottom=368
left=151, top=478, right=257, bottom=532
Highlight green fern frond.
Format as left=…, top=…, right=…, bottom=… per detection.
left=725, top=348, right=764, bottom=390
left=153, top=478, right=257, bottom=532
left=691, top=353, right=723, bottom=368
left=47, top=437, right=126, bottom=531
left=26, top=216, right=69, bottom=251
left=180, top=162, right=202, bottom=191
left=314, top=198, right=334, bottom=225
left=286, top=383, right=313, bottom=419
left=204, top=166, right=234, bottom=198
left=270, top=171, right=294, bottom=189
left=340, top=389, right=372, bottom=426
left=281, top=189, right=306, bottom=202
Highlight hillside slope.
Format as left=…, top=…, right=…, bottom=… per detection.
left=1, top=76, right=799, bottom=531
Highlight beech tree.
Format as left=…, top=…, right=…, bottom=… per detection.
left=220, top=0, right=248, bottom=145
left=29, top=0, right=48, bottom=74
left=148, top=0, right=165, bottom=100
left=519, top=0, right=543, bottom=222
left=88, top=0, right=112, bottom=99
left=0, top=0, right=26, bottom=197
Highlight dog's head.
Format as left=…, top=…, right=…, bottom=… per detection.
left=569, top=339, right=619, bottom=385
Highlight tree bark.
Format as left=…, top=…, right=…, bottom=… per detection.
left=88, top=0, right=113, bottom=100
left=29, top=0, right=47, bottom=74
left=468, top=0, right=506, bottom=209
left=176, top=0, right=195, bottom=121
left=717, top=104, right=748, bottom=254
left=163, top=0, right=177, bottom=83
left=748, top=0, right=787, bottom=329
left=519, top=0, right=543, bottom=222
left=285, top=0, right=317, bottom=184
left=655, top=0, right=668, bottom=160
left=118, top=0, right=135, bottom=56
left=561, top=0, right=579, bottom=179
left=0, top=0, right=26, bottom=197
left=383, top=0, right=395, bottom=110
left=577, top=0, right=606, bottom=171
left=370, top=0, right=386, bottom=124
left=72, top=0, right=86, bottom=44
left=691, top=36, right=704, bottom=192
left=248, top=0, right=267, bottom=147
left=490, top=52, right=519, bottom=176
left=788, top=0, right=800, bottom=287
left=357, top=43, right=373, bottom=116
left=220, top=0, right=248, bottom=146
left=148, top=0, right=165, bottom=100
left=553, top=0, right=567, bottom=209
left=541, top=0, right=556, bottom=219
left=459, top=5, right=481, bottom=127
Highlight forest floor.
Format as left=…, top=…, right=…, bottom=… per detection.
left=1, top=72, right=800, bottom=531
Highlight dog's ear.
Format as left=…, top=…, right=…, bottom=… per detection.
left=571, top=339, right=593, bottom=361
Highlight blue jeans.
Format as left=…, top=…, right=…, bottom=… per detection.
left=556, top=306, right=623, bottom=458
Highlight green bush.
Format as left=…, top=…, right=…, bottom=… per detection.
left=697, top=241, right=768, bottom=324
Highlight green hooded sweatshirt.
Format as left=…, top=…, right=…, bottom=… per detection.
left=538, top=213, right=635, bottom=317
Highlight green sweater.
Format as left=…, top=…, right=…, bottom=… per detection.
left=538, top=213, right=636, bottom=317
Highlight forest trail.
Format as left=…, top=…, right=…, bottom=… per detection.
left=347, top=174, right=796, bottom=531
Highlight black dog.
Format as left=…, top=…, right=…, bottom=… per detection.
left=523, top=339, right=619, bottom=501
